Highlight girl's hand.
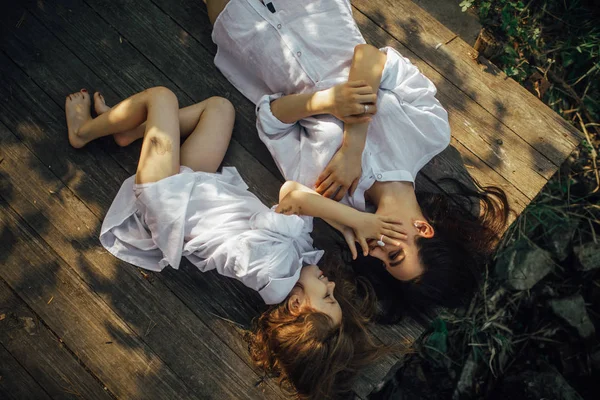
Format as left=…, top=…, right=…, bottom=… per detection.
left=325, top=80, right=377, bottom=124
left=275, top=191, right=303, bottom=215
left=340, top=225, right=360, bottom=260
left=351, top=213, right=407, bottom=256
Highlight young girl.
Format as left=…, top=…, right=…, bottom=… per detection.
left=65, top=87, right=402, bottom=398
left=207, top=0, right=510, bottom=318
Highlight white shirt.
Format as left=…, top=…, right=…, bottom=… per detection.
left=100, top=167, right=323, bottom=304
left=212, top=0, right=451, bottom=211
left=212, top=0, right=364, bottom=104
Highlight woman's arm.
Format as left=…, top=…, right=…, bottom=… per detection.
left=270, top=82, right=377, bottom=124
left=315, top=44, right=388, bottom=200
left=341, top=44, right=388, bottom=152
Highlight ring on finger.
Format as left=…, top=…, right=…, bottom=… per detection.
left=377, top=234, right=385, bottom=247
left=364, top=104, right=369, bottom=114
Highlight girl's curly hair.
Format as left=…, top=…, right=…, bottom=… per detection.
left=247, top=252, right=397, bottom=399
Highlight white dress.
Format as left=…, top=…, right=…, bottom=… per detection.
left=212, top=0, right=451, bottom=211
left=100, top=166, right=323, bottom=305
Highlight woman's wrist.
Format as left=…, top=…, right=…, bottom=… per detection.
left=310, top=88, right=333, bottom=115
left=341, top=127, right=367, bottom=156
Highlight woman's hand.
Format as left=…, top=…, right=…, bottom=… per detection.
left=350, top=213, right=407, bottom=257
left=325, top=80, right=378, bottom=124
left=315, top=146, right=362, bottom=201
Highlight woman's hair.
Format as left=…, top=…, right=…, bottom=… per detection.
left=247, top=253, right=395, bottom=399
left=353, top=179, right=510, bottom=323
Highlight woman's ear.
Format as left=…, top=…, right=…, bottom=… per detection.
left=414, top=220, right=435, bottom=238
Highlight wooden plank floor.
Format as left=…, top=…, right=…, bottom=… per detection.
left=0, top=0, right=581, bottom=399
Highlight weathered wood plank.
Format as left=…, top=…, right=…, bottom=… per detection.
left=0, top=56, right=390, bottom=398
left=0, top=1, right=548, bottom=398
left=0, top=197, right=196, bottom=399
left=19, top=2, right=422, bottom=390
left=0, top=7, right=340, bottom=397
left=0, top=344, right=52, bottom=400
left=351, top=0, right=582, bottom=165
left=80, top=0, right=281, bottom=178
left=0, top=281, right=114, bottom=400
left=0, top=5, right=325, bottom=397
left=0, top=11, right=289, bottom=391
left=0, top=80, right=282, bottom=398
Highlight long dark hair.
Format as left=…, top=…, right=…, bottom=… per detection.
left=352, top=179, right=510, bottom=323
left=247, top=252, right=398, bottom=399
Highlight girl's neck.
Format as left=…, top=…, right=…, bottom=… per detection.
left=367, top=181, right=424, bottom=219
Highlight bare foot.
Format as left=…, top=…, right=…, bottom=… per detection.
left=65, top=89, right=92, bottom=148
left=93, top=91, right=111, bottom=115
left=93, top=92, right=141, bottom=147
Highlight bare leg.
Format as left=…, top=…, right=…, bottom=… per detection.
left=205, top=0, right=230, bottom=25
left=179, top=96, right=234, bottom=173
left=97, top=93, right=235, bottom=172
left=66, top=86, right=180, bottom=184
left=93, top=92, right=230, bottom=151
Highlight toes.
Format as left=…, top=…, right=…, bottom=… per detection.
left=94, top=91, right=105, bottom=104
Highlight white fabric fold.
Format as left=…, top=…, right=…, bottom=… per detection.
left=101, top=166, right=323, bottom=304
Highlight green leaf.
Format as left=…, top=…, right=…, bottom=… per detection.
left=459, top=0, right=474, bottom=13
left=423, top=318, right=449, bottom=366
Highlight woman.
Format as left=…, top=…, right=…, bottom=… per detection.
left=207, top=0, right=509, bottom=318
left=65, top=87, right=402, bottom=398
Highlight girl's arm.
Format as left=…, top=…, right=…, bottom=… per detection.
left=276, top=181, right=406, bottom=257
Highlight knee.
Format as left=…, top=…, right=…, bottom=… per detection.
left=279, top=181, right=300, bottom=201
left=208, top=96, right=235, bottom=115
left=207, top=96, right=235, bottom=123
left=146, top=86, right=178, bottom=105
left=354, top=43, right=379, bottom=57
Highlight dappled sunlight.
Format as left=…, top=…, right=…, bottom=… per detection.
left=16, top=120, right=46, bottom=139
left=178, top=29, right=190, bottom=46
left=1, top=0, right=584, bottom=397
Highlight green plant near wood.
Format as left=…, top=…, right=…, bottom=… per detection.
left=403, top=3, right=600, bottom=397
left=461, top=0, right=599, bottom=136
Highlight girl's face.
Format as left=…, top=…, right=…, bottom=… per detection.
left=294, top=265, right=342, bottom=325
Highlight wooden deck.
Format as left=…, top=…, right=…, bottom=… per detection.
left=0, top=0, right=581, bottom=399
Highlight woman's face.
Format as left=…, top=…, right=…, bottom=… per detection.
left=294, top=265, right=342, bottom=325
left=368, top=220, right=433, bottom=281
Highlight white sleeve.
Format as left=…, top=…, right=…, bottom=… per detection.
left=256, top=93, right=304, bottom=181
left=256, top=93, right=297, bottom=136
left=218, top=212, right=323, bottom=305
left=379, top=47, right=451, bottom=176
